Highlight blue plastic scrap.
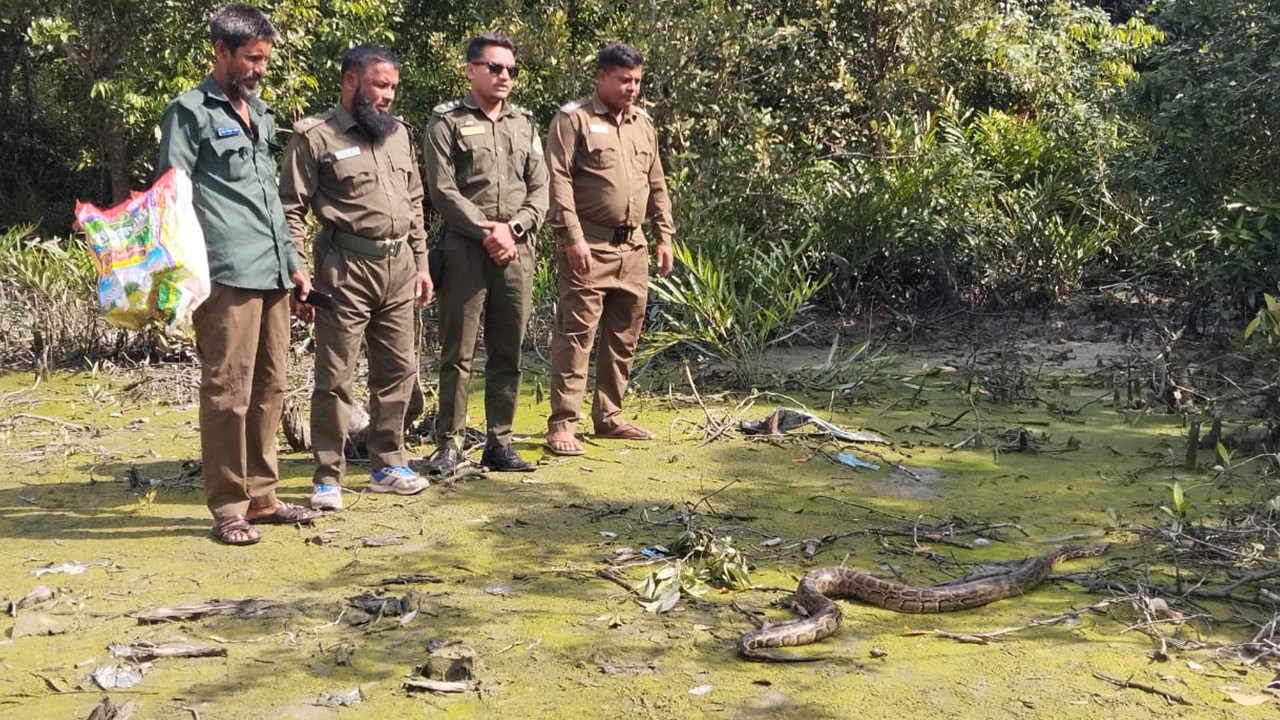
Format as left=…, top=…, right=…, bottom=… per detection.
left=835, top=452, right=880, bottom=470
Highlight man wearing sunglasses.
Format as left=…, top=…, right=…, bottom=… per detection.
left=543, top=43, right=676, bottom=457
left=422, top=31, right=549, bottom=475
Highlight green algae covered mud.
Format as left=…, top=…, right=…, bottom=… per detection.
left=1, top=343, right=1277, bottom=719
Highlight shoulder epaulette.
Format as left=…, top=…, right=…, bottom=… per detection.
left=633, top=106, right=652, bottom=120
left=432, top=99, right=462, bottom=115
left=510, top=104, right=536, bottom=125
left=292, top=108, right=336, bottom=134
left=559, top=99, right=585, bottom=115
left=395, top=114, right=415, bottom=131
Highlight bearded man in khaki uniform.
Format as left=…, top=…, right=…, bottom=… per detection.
left=543, top=43, right=676, bottom=457
left=421, top=31, right=549, bottom=475
left=279, top=44, right=434, bottom=509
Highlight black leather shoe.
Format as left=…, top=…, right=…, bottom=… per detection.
left=481, top=445, right=534, bottom=472
left=424, top=445, right=467, bottom=476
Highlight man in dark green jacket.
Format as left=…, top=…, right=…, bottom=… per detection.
left=421, top=31, right=549, bottom=475
left=157, top=3, right=320, bottom=545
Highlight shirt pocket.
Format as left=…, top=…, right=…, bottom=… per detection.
left=583, top=132, right=618, bottom=170
left=333, top=153, right=377, bottom=198
left=508, top=128, right=530, bottom=173
left=388, top=151, right=415, bottom=193
left=630, top=138, right=653, bottom=176
left=207, top=135, right=251, bottom=182
left=457, top=133, right=495, bottom=184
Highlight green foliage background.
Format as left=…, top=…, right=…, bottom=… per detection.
left=0, top=0, right=1275, bottom=365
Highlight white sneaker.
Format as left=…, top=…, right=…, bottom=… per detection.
left=310, top=483, right=343, bottom=510
left=370, top=466, right=429, bottom=495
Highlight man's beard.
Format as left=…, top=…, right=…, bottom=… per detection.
left=228, top=72, right=262, bottom=101
left=352, top=86, right=397, bottom=140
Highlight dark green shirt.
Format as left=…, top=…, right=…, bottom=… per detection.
left=157, top=75, right=300, bottom=290
left=422, top=93, right=549, bottom=242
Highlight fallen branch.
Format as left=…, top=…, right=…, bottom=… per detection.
left=7, top=413, right=87, bottom=432
left=109, top=640, right=227, bottom=662
left=135, top=599, right=279, bottom=624
left=404, top=679, right=476, bottom=694
left=595, top=568, right=641, bottom=597
left=1092, top=671, right=1192, bottom=706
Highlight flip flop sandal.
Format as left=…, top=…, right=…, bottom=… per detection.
left=211, top=515, right=261, bottom=546
left=593, top=423, right=655, bottom=441
left=544, top=435, right=586, bottom=456
left=247, top=502, right=320, bottom=525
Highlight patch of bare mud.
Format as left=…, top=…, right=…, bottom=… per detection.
left=872, top=466, right=950, bottom=500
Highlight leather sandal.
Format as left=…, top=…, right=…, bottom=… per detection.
left=211, top=515, right=261, bottom=546
left=544, top=433, right=585, bottom=456
left=593, top=423, right=654, bottom=441
left=246, top=502, right=320, bottom=525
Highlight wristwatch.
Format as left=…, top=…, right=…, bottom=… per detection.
left=508, top=220, right=526, bottom=238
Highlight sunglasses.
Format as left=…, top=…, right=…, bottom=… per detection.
left=471, top=61, right=519, bottom=79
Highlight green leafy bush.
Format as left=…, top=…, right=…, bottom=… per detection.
left=642, top=221, right=832, bottom=387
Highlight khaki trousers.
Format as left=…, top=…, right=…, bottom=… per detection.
left=310, top=241, right=417, bottom=483
left=193, top=281, right=290, bottom=518
left=435, top=232, right=534, bottom=449
left=547, top=244, right=648, bottom=435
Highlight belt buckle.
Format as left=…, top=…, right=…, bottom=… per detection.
left=379, top=238, right=400, bottom=257
left=611, top=226, right=635, bottom=245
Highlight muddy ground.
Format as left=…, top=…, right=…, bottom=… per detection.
left=2, top=327, right=1278, bottom=719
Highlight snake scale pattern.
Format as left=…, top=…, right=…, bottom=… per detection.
left=737, top=543, right=1109, bottom=661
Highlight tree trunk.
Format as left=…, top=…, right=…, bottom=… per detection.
left=102, top=114, right=129, bottom=203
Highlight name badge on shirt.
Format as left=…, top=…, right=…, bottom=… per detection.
left=216, top=126, right=241, bottom=137
left=588, top=124, right=609, bottom=134
left=459, top=125, right=485, bottom=136
left=334, top=146, right=362, bottom=160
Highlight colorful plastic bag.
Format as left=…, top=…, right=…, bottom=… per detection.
left=74, top=168, right=210, bottom=331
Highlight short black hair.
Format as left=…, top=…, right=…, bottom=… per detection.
left=465, top=31, right=517, bottom=62
left=209, top=4, right=277, bottom=53
left=342, top=44, right=400, bottom=76
left=597, top=43, right=643, bottom=71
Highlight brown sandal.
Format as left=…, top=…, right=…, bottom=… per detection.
left=593, top=423, right=654, bottom=441
left=246, top=502, right=320, bottom=525
left=211, top=515, right=261, bottom=546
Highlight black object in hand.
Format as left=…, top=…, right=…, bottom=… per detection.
left=292, top=286, right=336, bottom=311
left=428, top=246, right=444, bottom=290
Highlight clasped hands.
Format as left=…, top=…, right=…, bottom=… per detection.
left=478, top=220, right=518, bottom=266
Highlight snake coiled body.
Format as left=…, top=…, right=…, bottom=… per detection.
left=737, top=543, right=1108, bottom=661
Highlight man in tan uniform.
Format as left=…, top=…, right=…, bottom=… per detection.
left=422, top=31, right=549, bottom=475
left=279, top=44, right=434, bottom=509
left=158, top=4, right=320, bottom=545
left=544, top=43, right=676, bottom=456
